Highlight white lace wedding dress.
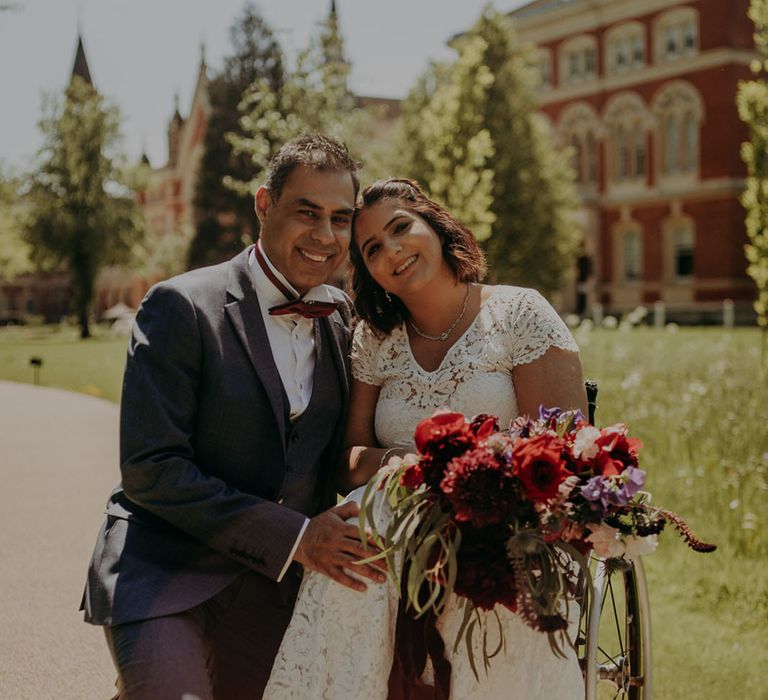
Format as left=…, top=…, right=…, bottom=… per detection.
left=264, top=286, right=585, bottom=700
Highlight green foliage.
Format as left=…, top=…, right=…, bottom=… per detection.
left=23, top=77, right=144, bottom=338
left=189, top=3, right=285, bottom=268
left=391, top=9, right=578, bottom=293
left=737, top=0, right=768, bottom=338
left=0, top=167, right=34, bottom=278
left=226, top=10, right=378, bottom=197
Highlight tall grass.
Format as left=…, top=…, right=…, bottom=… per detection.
left=579, top=325, right=768, bottom=699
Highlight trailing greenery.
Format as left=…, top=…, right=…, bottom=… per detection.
left=23, top=77, right=143, bottom=338
left=737, top=0, right=768, bottom=363
left=390, top=9, right=579, bottom=293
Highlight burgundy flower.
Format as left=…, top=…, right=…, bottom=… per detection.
left=469, top=413, right=499, bottom=439
left=454, top=526, right=519, bottom=611
left=511, top=434, right=572, bottom=503
left=400, top=462, right=426, bottom=489
left=440, top=447, right=519, bottom=527
left=413, top=412, right=477, bottom=487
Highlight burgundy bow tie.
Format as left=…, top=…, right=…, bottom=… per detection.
left=254, top=245, right=339, bottom=319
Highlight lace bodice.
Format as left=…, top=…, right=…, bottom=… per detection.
left=264, top=285, right=583, bottom=700
left=351, top=285, right=579, bottom=448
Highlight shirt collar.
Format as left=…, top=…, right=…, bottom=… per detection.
left=250, top=241, right=334, bottom=307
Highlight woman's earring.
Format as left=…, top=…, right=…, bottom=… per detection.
left=385, top=291, right=392, bottom=303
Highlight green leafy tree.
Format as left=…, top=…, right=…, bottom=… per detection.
left=738, top=0, right=768, bottom=352
left=392, top=8, right=578, bottom=293
left=0, top=167, right=34, bottom=279
left=227, top=8, right=377, bottom=196
left=24, top=77, right=144, bottom=338
left=189, top=2, right=285, bottom=268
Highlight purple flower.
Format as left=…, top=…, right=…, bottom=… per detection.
left=581, top=468, right=646, bottom=511
left=621, top=466, right=646, bottom=500
left=539, top=406, right=563, bottom=422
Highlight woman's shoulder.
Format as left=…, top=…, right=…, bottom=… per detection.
left=484, top=284, right=553, bottom=318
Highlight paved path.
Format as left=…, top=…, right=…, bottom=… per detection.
left=0, top=381, right=118, bottom=699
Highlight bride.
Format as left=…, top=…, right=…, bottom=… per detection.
left=265, top=178, right=587, bottom=699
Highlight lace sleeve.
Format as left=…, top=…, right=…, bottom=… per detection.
left=509, top=289, right=579, bottom=367
left=350, top=321, right=384, bottom=386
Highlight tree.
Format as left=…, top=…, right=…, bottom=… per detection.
left=392, top=9, right=578, bottom=294
left=226, top=7, right=378, bottom=196
left=0, top=167, right=33, bottom=279
left=189, top=3, right=285, bottom=268
left=23, top=77, right=144, bottom=338
left=737, top=0, right=768, bottom=354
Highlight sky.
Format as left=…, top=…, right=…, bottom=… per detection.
left=0, top=0, right=528, bottom=171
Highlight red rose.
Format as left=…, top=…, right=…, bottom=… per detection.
left=414, top=412, right=469, bottom=454
left=511, top=434, right=572, bottom=503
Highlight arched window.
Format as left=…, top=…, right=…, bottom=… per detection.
left=605, top=22, right=646, bottom=74
left=558, top=102, right=602, bottom=186
left=603, top=92, right=650, bottom=186
left=652, top=81, right=704, bottom=179
left=654, top=8, right=699, bottom=63
left=560, top=35, right=599, bottom=84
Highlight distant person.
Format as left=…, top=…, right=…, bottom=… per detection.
left=82, top=133, right=385, bottom=699
left=264, top=178, right=587, bottom=699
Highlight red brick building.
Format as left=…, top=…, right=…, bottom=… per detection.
left=511, top=0, right=756, bottom=321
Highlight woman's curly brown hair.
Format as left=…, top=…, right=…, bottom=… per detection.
left=350, top=178, right=487, bottom=333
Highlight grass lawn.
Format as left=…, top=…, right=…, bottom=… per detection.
left=1, top=322, right=766, bottom=698
left=0, top=324, right=127, bottom=402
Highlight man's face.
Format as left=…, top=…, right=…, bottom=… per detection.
left=255, top=166, right=356, bottom=294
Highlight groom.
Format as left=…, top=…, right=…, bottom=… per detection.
left=82, top=133, right=384, bottom=699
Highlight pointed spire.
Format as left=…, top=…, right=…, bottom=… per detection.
left=70, top=34, right=93, bottom=86
left=330, top=0, right=337, bottom=17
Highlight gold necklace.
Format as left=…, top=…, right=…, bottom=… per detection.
left=409, top=283, right=471, bottom=342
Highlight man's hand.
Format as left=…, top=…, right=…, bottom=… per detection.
left=293, top=502, right=387, bottom=592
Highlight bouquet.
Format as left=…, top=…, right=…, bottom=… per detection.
left=358, top=406, right=716, bottom=667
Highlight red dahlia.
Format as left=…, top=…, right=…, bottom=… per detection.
left=440, top=447, right=519, bottom=527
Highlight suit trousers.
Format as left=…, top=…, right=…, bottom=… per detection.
left=105, top=570, right=300, bottom=700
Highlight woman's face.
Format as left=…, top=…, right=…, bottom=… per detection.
left=353, top=199, right=451, bottom=298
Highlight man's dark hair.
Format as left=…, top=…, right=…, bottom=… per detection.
left=350, top=177, right=487, bottom=334
left=264, top=132, right=360, bottom=201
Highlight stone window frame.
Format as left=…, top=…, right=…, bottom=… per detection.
left=557, top=101, right=603, bottom=187
left=602, top=91, right=652, bottom=188
left=662, top=214, right=696, bottom=283
left=560, top=34, right=599, bottom=85
left=605, top=21, right=646, bottom=74
left=653, top=6, right=699, bottom=64
left=613, top=221, right=644, bottom=284
left=651, top=80, right=704, bottom=182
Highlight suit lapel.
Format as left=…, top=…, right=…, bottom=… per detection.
left=224, top=246, right=288, bottom=443
left=321, top=311, right=350, bottom=403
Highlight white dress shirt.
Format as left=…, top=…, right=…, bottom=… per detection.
left=250, top=241, right=336, bottom=579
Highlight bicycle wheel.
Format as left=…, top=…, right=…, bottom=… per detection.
left=578, top=556, right=652, bottom=700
